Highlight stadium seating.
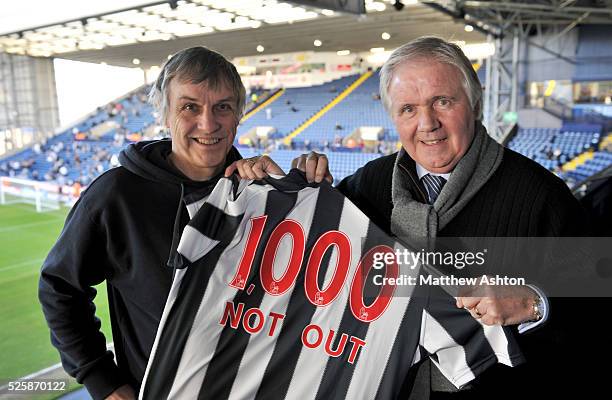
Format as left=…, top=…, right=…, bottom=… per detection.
left=237, top=75, right=360, bottom=140
left=573, top=104, right=612, bottom=119
left=0, top=86, right=154, bottom=185
left=239, top=88, right=276, bottom=122
left=292, top=72, right=397, bottom=145
left=1, top=78, right=609, bottom=192
left=237, top=148, right=382, bottom=184
left=558, top=151, right=612, bottom=188
left=508, top=123, right=602, bottom=170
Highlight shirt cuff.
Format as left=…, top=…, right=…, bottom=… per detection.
left=517, top=284, right=549, bottom=334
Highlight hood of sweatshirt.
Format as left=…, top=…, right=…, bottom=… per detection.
left=118, top=138, right=242, bottom=269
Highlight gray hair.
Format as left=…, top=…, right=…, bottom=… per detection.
left=149, top=46, right=246, bottom=123
left=379, top=36, right=483, bottom=120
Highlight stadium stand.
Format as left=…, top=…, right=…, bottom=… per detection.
left=559, top=151, right=612, bottom=188
left=237, top=74, right=360, bottom=140
left=0, top=86, right=155, bottom=185
left=507, top=123, right=602, bottom=171
left=292, top=70, right=398, bottom=145
left=242, top=148, right=382, bottom=183
left=2, top=77, right=609, bottom=192
left=1, top=75, right=397, bottom=189
left=573, top=104, right=612, bottom=119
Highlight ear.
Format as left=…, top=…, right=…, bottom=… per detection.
left=162, top=111, right=171, bottom=130
left=473, top=100, right=482, bottom=120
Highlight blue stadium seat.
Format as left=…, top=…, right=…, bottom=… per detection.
left=237, top=75, right=361, bottom=141
left=293, top=71, right=398, bottom=146
left=508, top=124, right=602, bottom=171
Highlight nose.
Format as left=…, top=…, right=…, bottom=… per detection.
left=417, top=107, right=440, bottom=132
left=196, top=107, right=220, bottom=133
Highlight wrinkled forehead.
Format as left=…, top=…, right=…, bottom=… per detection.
left=176, top=69, right=232, bottom=90
left=391, top=59, right=467, bottom=95
left=399, top=58, right=462, bottom=80
left=168, top=76, right=235, bottom=101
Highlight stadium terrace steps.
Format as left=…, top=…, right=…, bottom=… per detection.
left=89, top=121, right=117, bottom=138
left=283, top=71, right=374, bottom=145
left=240, top=89, right=285, bottom=124
left=237, top=75, right=359, bottom=140
left=292, top=69, right=396, bottom=145
left=562, top=150, right=595, bottom=171
left=600, top=133, right=612, bottom=150
left=558, top=151, right=612, bottom=187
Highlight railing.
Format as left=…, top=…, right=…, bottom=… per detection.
left=542, top=97, right=573, bottom=120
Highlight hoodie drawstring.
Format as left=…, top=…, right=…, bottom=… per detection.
left=166, top=183, right=186, bottom=270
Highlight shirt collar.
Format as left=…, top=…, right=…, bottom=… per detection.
left=415, top=163, right=452, bottom=180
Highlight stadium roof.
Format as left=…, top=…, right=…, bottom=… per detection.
left=7, top=1, right=608, bottom=68
left=0, top=0, right=485, bottom=67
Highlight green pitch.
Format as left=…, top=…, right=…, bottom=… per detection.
left=0, top=202, right=111, bottom=382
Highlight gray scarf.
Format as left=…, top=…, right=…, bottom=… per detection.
left=394, top=122, right=505, bottom=396
left=390, top=122, right=504, bottom=239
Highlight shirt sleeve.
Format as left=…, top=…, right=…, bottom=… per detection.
left=419, top=284, right=525, bottom=388
left=517, top=284, right=549, bottom=334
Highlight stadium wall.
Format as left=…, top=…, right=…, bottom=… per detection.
left=0, top=53, right=59, bottom=156
left=517, top=108, right=562, bottom=129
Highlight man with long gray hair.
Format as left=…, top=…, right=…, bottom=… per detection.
left=39, top=47, right=281, bottom=400
left=294, top=36, right=589, bottom=397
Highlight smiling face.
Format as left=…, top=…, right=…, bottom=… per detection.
left=388, top=59, right=476, bottom=173
left=165, top=78, right=239, bottom=181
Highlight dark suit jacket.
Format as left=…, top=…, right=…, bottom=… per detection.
left=337, top=148, right=606, bottom=398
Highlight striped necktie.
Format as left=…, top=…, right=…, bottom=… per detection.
left=421, top=174, right=447, bottom=204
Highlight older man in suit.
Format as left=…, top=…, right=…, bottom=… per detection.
left=293, top=36, right=592, bottom=398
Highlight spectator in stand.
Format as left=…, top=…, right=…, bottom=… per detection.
left=322, top=140, right=330, bottom=151
left=46, top=151, right=57, bottom=163
left=110, top=154, right=120, bottom=168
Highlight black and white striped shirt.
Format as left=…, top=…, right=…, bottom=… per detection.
left=140, top=171, right=523, bottom=400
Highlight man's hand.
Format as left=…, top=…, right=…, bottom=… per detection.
left=224, top=155, right=284, bottom=180
left=456, top=283, right=539, bottom=326
left=291, top=151, right=333, bottom=183
left=105, top=384, right=136, bottom=400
